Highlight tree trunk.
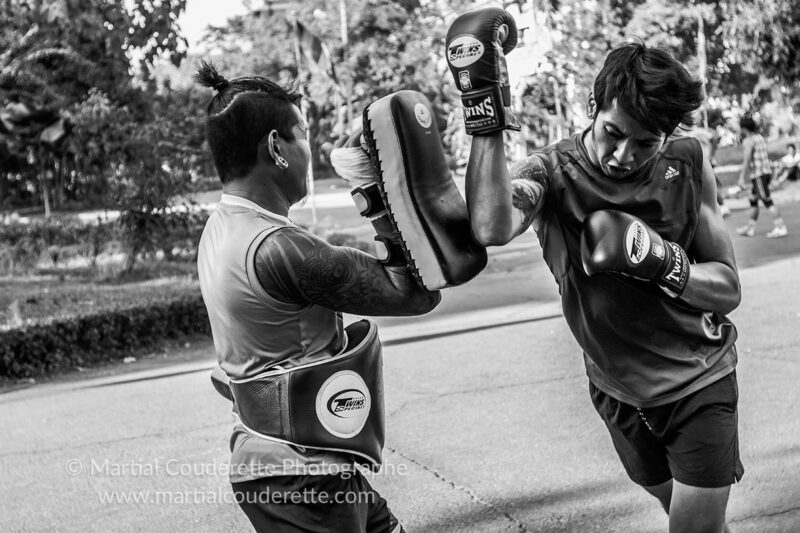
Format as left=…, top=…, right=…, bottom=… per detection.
left=38, top=153, right=51, bottom=218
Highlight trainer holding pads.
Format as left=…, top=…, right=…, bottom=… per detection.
left=195, top=62, right=443, bottom=532
left=448, top=7, right=743, bottom=533
left=334, top=90, right=487, bottom=290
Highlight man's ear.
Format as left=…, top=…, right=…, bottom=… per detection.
left=264, top=129, right=288, bottom=170
left=265, top=130, right=281, bottom=161
left=586, top=92, right=597, bottom=120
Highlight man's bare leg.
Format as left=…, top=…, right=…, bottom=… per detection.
left=644, top=479, right=732, bottom=533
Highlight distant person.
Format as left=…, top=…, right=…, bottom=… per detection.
left=736, top=117, right=788, bottom=238
left=774, top=142, right=799, bottom=188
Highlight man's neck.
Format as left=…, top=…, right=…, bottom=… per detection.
left=222, top=180, right=291, bottom=217
left=581, top=127, right=601, bottom=169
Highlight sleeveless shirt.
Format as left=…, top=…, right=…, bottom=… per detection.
left=534, top=132, right=738, bottom=407
left=197, top=194, right=354, bottom=482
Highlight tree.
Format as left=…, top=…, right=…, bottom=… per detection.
left=0, top=0, right=188, bottom=213
left=719, top=0, right=800, bottom=86
left=184, top=0, right=474, bottom=176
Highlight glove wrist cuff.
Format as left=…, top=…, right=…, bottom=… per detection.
left=460, top=86, right=520, bottom=135
left=657, top=241, right=690, bottom=298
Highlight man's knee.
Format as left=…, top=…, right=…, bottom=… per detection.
left=669, top=481, right=731, bottom=533
left=642, top=479, right=672, bottom=514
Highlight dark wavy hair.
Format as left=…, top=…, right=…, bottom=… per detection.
left=593, top=41, right=703, bottom=137
left=195, top=60, right=302, bottom=183
left=739, top=116, right=758, bottom=133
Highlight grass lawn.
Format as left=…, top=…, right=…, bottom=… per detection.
left=714, top=136, right=800, bottom=166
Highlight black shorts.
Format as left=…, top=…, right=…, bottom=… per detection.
left=749, top=173, right=773, bottom=205
left=231, top=471, right=403, bottom=533
left=590, top=372, right=744, bottom=488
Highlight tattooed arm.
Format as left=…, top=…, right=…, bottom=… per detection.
left=254, top=227, right=441, bottom=316
left=466, top=134, right=549, bottom=245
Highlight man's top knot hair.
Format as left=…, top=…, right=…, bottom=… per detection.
left=212, top=77, right=229, bottom=92
left=195, top=60, right=229, bottom=93
left=194, top=58, right=302, bottom=116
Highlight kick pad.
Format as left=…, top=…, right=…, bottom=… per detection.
left=361, top=90, right=487, bottom=290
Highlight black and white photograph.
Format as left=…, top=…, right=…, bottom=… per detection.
left=2, top=0, right=799, bottom=531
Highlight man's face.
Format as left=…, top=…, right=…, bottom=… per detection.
left=587, top=99, right=666, bottom=179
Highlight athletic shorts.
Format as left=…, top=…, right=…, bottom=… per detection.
left=231, top=471, right=403, bottom=533
left=590, top=371, right=744, bottom=489
left=749, top=173, right=773, bottom=204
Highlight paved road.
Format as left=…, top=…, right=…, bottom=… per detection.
left=2, top=185, right=800, bottom=532
left=2, top=256, right=798, bottom=532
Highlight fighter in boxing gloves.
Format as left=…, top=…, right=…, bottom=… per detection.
left=446, top=7, right=743, bottom=533
left=195, top=60, right=484, bottom=532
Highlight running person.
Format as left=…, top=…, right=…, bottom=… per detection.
left=445, top=9, right=743, bottom=532
left=736, top=116, right=788, bottom=238
left=195, top=62, right=440, bottom=532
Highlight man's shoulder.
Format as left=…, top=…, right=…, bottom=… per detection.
left=257, top=225, right=316, bottom=253
left=530, top=132, right=583, bottom=166
left=660, top=136, right=703, bottom=165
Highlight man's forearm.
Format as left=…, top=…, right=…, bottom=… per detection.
left=680, top=261, right=741, bottom=315
left=465, top=134, right=515, bottom=245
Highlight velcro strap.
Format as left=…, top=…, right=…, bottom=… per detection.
left=461, top=85, right=520, bottom=135
left=501, top=85, right=512, bottom=107
left=658, top=241, right=690, bottom=298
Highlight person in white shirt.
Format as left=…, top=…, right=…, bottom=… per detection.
left=774, top=142, right=799, bottom=188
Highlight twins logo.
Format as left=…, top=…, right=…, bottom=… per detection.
left=327, top=389, right=367, bottom=418
left=447, top=35, right=484, bottom=68
left=315, top=370, right=371, bottom=439
left=625, top=221, right=650, bottom=264
left=414, top=102, right=432, bottom=128
left=464, top=96, right=495, bottom=119
left=663, top=242, right=685, bottom=285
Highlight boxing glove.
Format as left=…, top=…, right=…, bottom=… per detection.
left=445, top=7, right=520, bottom=135
left=581, top=210, right=690, bottom=297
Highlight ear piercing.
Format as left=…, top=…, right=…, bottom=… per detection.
left=276, top=156, right=289, bottom=169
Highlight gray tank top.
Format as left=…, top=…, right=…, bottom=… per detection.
left=198, top=194, right=354, bottom=481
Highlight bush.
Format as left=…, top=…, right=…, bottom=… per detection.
left=0, top=209, right=209, bottom=276
left=0, top=295, right=210, bottom=379
left=0, top=216, right=121, bottom=273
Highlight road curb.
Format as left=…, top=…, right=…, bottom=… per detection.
left=0, top=301, right=565, bottom=400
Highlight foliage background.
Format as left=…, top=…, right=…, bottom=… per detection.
left=2, top=0, right=800, bottom=377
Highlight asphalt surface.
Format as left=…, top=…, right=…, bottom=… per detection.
left=2, top=182, right=800, bottom=532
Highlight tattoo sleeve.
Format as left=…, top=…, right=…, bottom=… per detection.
left=254, top=227, right=438, bottom=315
left=510, top=154, right=549, bottom=233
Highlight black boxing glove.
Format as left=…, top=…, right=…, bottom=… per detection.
left=581, top=210, right=690, bottom=298
left=445, top=7, right=520, bottom=135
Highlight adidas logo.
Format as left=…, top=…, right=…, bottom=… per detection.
left=665, top=166, right=680, bottom=180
